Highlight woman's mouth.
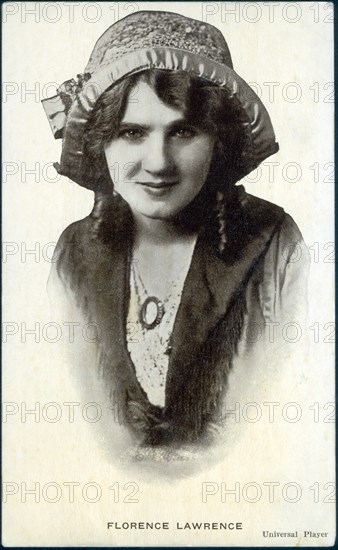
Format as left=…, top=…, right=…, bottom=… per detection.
left=138, top=181, right=178, bottom=189
left=137, top=181, right=179, bottom=196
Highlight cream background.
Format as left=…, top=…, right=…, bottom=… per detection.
left=2, top=1, right=335, bottom=546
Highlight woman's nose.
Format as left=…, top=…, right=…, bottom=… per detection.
left=142, top=134, right=173, bottom=175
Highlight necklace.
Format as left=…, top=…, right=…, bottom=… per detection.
left=132, top=262, right=166, bottom=330
left=127, top=240, right=197, bottom=408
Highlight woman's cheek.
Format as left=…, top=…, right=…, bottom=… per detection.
left=119, top=146, right=141, bottom=183
left=106, top=144, right=138, bottom=185
left=122, top=168, right=139, bottom=189
left=183, top=148, right=213, bottom=184
left=190, top=138, right=214, bottom=168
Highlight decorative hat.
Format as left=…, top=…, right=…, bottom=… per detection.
left=42, top=10, right=279, bottom=189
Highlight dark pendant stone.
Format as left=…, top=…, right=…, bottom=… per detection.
left=140, top=297, right=165, bottom=330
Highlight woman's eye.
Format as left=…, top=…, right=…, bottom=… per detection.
left=119, top=128, right=145, bottom=140
left=173, top=127, right=198, bottom=139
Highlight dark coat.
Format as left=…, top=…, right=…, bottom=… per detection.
left=49, top=188, right=309, bottom=449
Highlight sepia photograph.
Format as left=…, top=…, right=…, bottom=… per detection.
left=3, top=1, right=335, bottom=546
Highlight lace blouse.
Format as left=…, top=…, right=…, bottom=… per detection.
left=126, top=239, right=197, bottom=407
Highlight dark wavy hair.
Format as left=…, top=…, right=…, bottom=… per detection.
left=81, top=69, right=247, bottom=251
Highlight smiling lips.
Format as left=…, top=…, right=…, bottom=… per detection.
left=138, top=181, right=179, bottom=189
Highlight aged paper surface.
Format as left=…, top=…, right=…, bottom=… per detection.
left=3, top=1, right=335, bottom=546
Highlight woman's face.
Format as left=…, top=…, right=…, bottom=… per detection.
left=104, top=81, right=215, bottom=221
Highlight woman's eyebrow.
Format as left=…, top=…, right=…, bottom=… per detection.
left=119, top=118, right=189, bottom=130
left=169, top=119, right=195, bottom=129
left=119, top=122, right=151, bottom=130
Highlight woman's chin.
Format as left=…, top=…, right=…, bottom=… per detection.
left=130, top=201, right=188, bottom=222
left=136, top=208, right=181, bottom=222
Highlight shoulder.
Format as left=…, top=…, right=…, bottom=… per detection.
left=52, top=216, right=94, bottom=279
left=238, top=191, right=307, bottom=249
left=275, top=212, right=306, bottom=246
left=267, top=209, right=309, bottom=264
left=224, top=189, right=287, bottom=264
left=55, top=216, right=92, bottom=248
left=244, top=193, right=310, bottom=269
left=238, top=196, right=310, bottom=323
left=229, top=188, right=286, bottom=241
left=49, top=195, right=131, bottom=292
left=240, top=192, right=285, bottom=228
left=229, top=189, right=309, bottom=276
left=261, top=209, right=310, bottom=305
left=50, top=212, right=118, bottom=299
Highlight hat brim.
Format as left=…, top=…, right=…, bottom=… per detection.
left=44, top=47, right=279, bottom=189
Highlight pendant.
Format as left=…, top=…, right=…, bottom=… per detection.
left=140, top=297, right=165, bottom=330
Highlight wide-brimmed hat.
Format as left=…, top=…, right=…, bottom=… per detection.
left=42, top=10, right=279, bottom=190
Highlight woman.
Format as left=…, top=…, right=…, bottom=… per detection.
left=43, top=11, right=309, bottom=460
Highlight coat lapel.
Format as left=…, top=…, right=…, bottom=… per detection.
left=165, top=193, right=285, bottom=403
left=82, top=223, right=148, bottom=402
